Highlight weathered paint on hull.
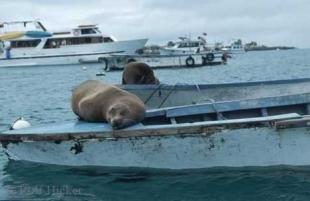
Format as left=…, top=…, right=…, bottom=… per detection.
left=4, top=127, right=310, bottom=169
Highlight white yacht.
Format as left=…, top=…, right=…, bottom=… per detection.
left=162, top=34, right=212, bottom=55
left=221, top=39, right=245, bottom=54
left=0, top=20, right=147, bottom=67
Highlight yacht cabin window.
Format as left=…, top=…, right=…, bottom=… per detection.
left=43, top=36, right=107, bottom=48
left=81, top=29, right=97, bottom=35
left=103, top=37, right=113, bottom=42
left=10, top=40, right=41, bottom=48
left=178, top=42, right=200, bottom=48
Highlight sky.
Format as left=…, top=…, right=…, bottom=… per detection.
left=0, top=0, right=309, bottom=48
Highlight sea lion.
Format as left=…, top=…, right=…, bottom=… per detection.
left=72, top=80, right=145, bottom=129
left=122, top=62, right=159, bottom=84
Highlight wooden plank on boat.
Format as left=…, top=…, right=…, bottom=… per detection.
left=166, top=93, right=310, bottom=118
left=0, top=113, right=301, bottom=142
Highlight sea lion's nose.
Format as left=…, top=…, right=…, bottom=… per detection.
left=111, top=119, right=122, bottom=129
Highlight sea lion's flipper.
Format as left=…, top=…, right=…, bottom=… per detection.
left=138, top=75, right=146, bottom=84
left=122, top=77, right=127, bottom=84
left=77, top=116, right=84, bottom=121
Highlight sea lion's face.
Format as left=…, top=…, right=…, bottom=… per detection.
left=106, top=103, right=137, bottom=130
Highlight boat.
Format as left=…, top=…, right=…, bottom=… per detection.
left=100, top=52, right=224, bottom=71
left=92, top=34, right=225, bottom=71
left=220, top=39, right=245, bottom=54
left=119, top=78, right=310, bottom=109
left=1, top=91, right=310, bottom=169
left=0, top=20, right=147, bottom=67
left=161, top=36, right=244, bottom=55
left=162, top=34, right=212, bottom=55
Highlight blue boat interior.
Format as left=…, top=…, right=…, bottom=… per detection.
left=143, top=92, right=310, bottom=125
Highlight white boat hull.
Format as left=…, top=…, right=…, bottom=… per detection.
left=4, top=126, right=310, bottom=169
left=104, top=53, right=223, bottom=71
left=0, top=39, right=147, bottom=67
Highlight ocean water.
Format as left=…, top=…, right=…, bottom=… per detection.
left=0, top=49, right=310, bottom=200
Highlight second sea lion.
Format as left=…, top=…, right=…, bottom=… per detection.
left=122, top=62, right=159, bottom=84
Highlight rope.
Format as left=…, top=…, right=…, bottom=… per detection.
left=195, top=84, right=201, bottom=94
left=144, top=84, right=162, bottom=105
left=195, top=84, right=225, bottom=120
left=158, top=85, right=177, bottom=108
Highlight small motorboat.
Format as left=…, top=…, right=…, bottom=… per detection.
left=1, top=92, right=310, bottom=169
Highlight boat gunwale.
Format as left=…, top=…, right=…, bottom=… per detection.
left=118, top=77, right=310, bottom=90
left=0, top=113, right=302, bottom=143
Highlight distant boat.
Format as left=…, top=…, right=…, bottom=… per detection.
left=0, top=20, right=147, bottom=67
left=99, top=52, right=223, bottom=71
left=221, top=39, right=245, bottom=54
left=162, top=35, right=212, bottom=55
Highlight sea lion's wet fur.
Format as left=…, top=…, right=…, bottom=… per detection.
left=72, top=80, right=145, bottom=129
left=122, top=62, right=159, bottom=84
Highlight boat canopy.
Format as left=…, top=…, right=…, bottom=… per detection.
left=0, top=31, right=24, bottom=40
left=25, top=31, right=52, bottom=38
left=0, top=20, right=51, bottom=41
left=0, top=20, right=47, bottom=33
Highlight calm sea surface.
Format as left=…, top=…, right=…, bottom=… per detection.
left=0, top=49, right=310, bottom=200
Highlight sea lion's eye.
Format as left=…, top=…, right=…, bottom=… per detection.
left=109, top=107, right=116, bottom=114
left=120, top=110, right=128, bottom=116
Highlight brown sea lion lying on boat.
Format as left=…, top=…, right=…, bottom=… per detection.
left=122, top=62, right=159, bottom=84
left=72, top=80, right=145, bottom=129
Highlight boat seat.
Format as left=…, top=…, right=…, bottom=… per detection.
left=145, top=108, right=166, bottom=118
